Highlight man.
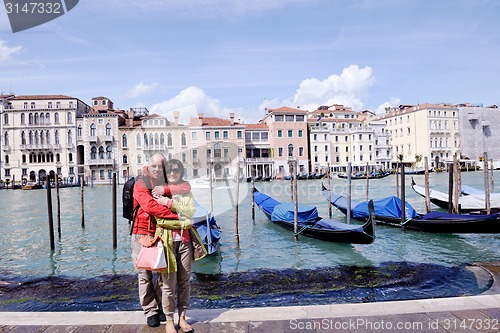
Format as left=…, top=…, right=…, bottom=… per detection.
left=131, top=153, right=191, bottom=327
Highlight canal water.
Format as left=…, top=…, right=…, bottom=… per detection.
left=0, top=171, right=498, bottom=310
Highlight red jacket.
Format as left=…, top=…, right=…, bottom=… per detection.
left=131, top=166, right=191, bottom=235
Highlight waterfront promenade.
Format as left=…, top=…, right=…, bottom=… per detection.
left=1, top=263, right=499, bottom=332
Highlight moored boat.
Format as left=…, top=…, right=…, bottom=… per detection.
left=253, top=187, right=375, bottom=244
left=322, top=185, right=500, bottom=233
left=192, top=201, right=221, bottom=255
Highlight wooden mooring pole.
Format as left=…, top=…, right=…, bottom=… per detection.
left=365, top=162, right=369, bottom=201
left=46, top=176, right=55, bottom=250
left=327, top=162, right=332, bottom=219
left=112, top=172, right=117, bottom=249
left=347, top=162, right=352, bottom=225
left=80, top=175, right=85, bottom=228
left=447, top=162, right=453, bottom=214
left=424, top=157, right=431, bottom=213
left=292, top=160, right=299, bottom=241
left=484, top=153, right=491, bottom=214
left=400, top=163, right=406, bottom=231
left=234, top=162, right=240, bottom=244
left=56, top=175, right=61, bottom=239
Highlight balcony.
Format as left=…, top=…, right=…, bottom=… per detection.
left=2, top=145, right=11, bottom=151
left=104, top=135, right=114, bottom=142
left=246, top=157, right=273, bottom=163
left=192, top=158, right=201, bottom=166
left=22, top=144, right=53, bottom=150
left=89, top=136, right=98, bottom=143
left=143, top=144, right=166, bottom=151
left=207, top=157, right=231, bottom=164
left=88, top=158, right=114, bottom=166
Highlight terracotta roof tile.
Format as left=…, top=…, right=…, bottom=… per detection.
left=245, top=122, right=268, bottom=129
left=10, top=94, right=75, bottom=100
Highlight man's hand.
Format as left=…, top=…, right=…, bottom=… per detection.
left=152, top=186, right=165, bottom=197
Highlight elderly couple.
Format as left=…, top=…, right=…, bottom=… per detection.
left=131, top=153, right=207, bottom=332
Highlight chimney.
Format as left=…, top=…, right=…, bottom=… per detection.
left=173, top=111, right=180, bottom=126
left=229, top=112, right=235, bottom=125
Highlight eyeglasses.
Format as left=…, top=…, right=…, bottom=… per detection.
left=166, top=169, right=182, bottom=174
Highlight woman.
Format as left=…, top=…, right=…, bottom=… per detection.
left=153, top=159, right=207, bottom=333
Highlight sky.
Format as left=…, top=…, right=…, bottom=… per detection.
left=0, top=0, right=499, bottom=125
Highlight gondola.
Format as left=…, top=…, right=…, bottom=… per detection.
left=337, top=170, right=391, bottom=180
left=192, top=201, right=221, bottom=254
left=411, top=179, right=500, bottom=213
left=321, top=185, right=500, bottom=233
left=253, top=187, right=375, bottom=244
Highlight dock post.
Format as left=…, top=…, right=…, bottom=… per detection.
left=453, top=154, right=460, bottom=214
left=347, top=162, right=352, bottom=225
left=484, top=153, right=491, bottom=214
left=251, top=176, right=255, bottom=222
left=424, top=157, right=430, bottom=213
left=234, top=161, right=240, bottom=244
left=400, top=163, right=406, bottom=231
left=56, top=175, right=61, bottom=239
left=327, top=162, right=332, bottom=219
left=448, top=162, right=453, bottom=214
left=46, top=176, right=55, bottom=250
left=292, top=159, right=299, bottom=240
left=365, top=162, right=369, bottom=201
left=80, top=175, right=85, bottom=228
left=112, top=172, right=117, bottom=249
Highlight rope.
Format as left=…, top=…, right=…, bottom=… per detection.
left=297, top=224, right=311, bottom=235
left=400, top=217, right=412, bottom=226
left=363, top=231, right=376, bottom=239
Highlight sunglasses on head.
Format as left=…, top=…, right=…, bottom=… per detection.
left=166, top=168, right=182, bottom=174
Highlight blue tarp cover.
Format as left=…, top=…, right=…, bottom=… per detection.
left=253, top=191, right=280, bottom=215
left=352, top=196, right=419, bottom=219
left=271, top=203, right=318, bottom=222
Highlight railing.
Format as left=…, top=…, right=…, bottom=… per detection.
left=87, top=158, right=114, bottom=165
left=246, top=157, right=273, bottom=163
left=142, top=144, right=166, bottom=151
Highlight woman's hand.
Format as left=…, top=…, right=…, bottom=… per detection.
left=155, top=196, right=172, bottom=208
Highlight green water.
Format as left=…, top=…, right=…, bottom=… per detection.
left=0, top=171, right=499, bottom=277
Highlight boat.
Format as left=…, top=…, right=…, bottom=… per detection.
left=337, top=170, right=391, bottom=180
left=192, top=201, right=221, bottom=254
left=411, top=179, right=500, bottom=213
left=22, top=181, right=42, bottom=190
left=322, top=185, right=500, bottom=233
left=262, top=176, right=272, bottom=182
left=398, top=168, right=428, bottom=175
left=253, top=187, right=375, bottom=244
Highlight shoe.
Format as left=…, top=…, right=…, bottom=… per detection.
left=147, top=314, right=160, bottom=327
left=159, top=310, right=167, bottom=322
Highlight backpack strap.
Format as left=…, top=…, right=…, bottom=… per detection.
left=129, top=176, right=154, bottom=235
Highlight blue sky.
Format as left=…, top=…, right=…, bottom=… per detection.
left=1, top=0, right=499, bottom=124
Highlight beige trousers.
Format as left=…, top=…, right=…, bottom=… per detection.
left=161, top=240, right=194, bottom=320
left=131, top=234, right=163, bottom=318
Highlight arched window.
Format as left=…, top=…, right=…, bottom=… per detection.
left=90, top=123, right=96, bottom=136
left=181, top=133, right=187, bottom=146
left=34, top=130, right=39, bottom=145
left=40, top=113, right=45, bottom=124
left=67, top=112, right=72, bottom=123
left=29, top=113, right=33, bottom=124
left=34, top=113, right=39, bottom=124
left=67, top=130, right=72, bottom=144
left=137, top=154, right=142, bottom=164
left=3, top=132, right=8, bottom=146
left=149, top=134, right=153, bottom=146
left=29, top=131, right=33, bottom=145
left=4, top=155, right=9, bottom=164
left=3, top=113, right=7, bottom=125
left=123, top=154, right=128, bottom=164
left=45, top=112, right=50, bottom=123
left=22, top=154, right=26, bottom=164
left=98, top=146, right=105, bottom=159
left=90, top=146, right=97, bottom=159
left=288, top=144, right=294, bottom=157
left=77, top=125, right=82, bottom=137
left=68, top=153, right=73, bottom=162
left=122, top=134, right=128, bottom=148
left=182, top=153, right=186, bottom=163
left=46, top=130, right=50, bottom=144
left=160, top=133, right=165, bottom=145
left=154, top=133, right=159, bottom=145
left=54, top=112, right=59, bottom=123
left=21, top=131, right=26, bottom=145
left=105, top=123, right=111, bottom=136
left=55, top=130, right=60, bottom=144
left=167, top=133, right=173, bottom=147
left=144, top=133, right=148, bottom=146
left=106, top=146, right=112, bottom=159
left=56, top=153, right=60, bottom=162
left=20, top=113, right=25, bottom=124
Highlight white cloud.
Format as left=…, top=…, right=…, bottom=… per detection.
left=0, top=40, right=23, bottom=63
left=127, top=82, right=158, bottom=99
left=261, top=65, right=376, bottom=112
left=376, top=97, right=402, bottom=114
left=150, top=86, right=231, bottom=125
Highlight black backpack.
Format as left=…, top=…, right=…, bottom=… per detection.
left=122, top=176, right=152, bottom=233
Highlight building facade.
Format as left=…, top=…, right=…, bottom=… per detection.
left=1, top=94, right=92, bottom=187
